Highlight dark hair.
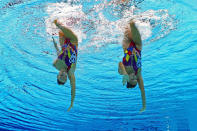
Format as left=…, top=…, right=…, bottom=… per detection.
left=57, top=79, right=65, bottom=85
left=127, top=82, right=137, bottom=88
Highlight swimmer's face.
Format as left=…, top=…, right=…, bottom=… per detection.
left=57, top=70, right=67, bottom=85
left=127, top=73, right=137, bottom=88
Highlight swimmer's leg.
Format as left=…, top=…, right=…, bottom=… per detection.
left=67, top=73, right=76, bottom=112
left=129, top=21, right=142, bottom=50
left=137, top=73, right=146, bottom=112
left=67, top=64, right=76, bottom=112
left=54, top=20, right=78, bottom=45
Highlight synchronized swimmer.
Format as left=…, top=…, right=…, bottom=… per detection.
left=52, top=19, right=78, bottom=112
left=118, top=20, right=146, bottom=112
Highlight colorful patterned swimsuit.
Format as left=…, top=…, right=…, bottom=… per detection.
left=122, top=40, right=141, bottom=75
left=58, top=38, right=77, bottom=72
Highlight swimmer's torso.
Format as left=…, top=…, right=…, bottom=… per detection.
left=122, top=40, right=141, bottom=76
left=58, top=38, right=77, bottom=72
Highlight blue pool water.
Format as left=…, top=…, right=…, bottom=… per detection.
left=0, top=0, right=197, bottom=130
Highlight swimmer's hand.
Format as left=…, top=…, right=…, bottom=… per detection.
left=140, top=106, right=146, bottom=113
left=52, top=37, right=58, bottom=47
left=67, top=104, right=73, bottom=112
left=122, top=75, right=129, bottom=86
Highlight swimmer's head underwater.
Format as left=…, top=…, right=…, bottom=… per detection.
left=57, top=79, right=65, bottom=85
left=127, top=73, right=137, bottom=88
left=127, top=81, right=137, bottom=88
left=57, top=70, right=67, bottom=85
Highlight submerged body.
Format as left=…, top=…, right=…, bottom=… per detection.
left=52, top=19, right=78, bottom=112
left=118, top=21, right=146, bottom=112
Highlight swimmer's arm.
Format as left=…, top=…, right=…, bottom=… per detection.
left=119, top=62, right=129, bottom=86
left=118, top=62, right=127, bottom=75
left=52, top=37, right=60, bottom=55
left=54, top=20, right=78, bottom=44
left=129, top=21, right=142, bottom=47
left=67, top=72, right=76, bottom=112
left=137, top=73, right=146, bottom=112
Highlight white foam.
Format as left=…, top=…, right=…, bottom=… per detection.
left=45, top=1, right=175, bottom=50
left=45, top=2, right=86, bottom=43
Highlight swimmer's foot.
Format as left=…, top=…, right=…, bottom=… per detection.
left=67, top=104, right=73, bottom=112
left=139, top=107, right=146, bottom=113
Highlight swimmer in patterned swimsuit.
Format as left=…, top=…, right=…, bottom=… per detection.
left=118, top=20, right=146, bottom=112
left=52, top=19, right=78, bottom=112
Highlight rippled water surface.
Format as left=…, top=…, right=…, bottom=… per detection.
left=0, top=0, right=197, bottom=130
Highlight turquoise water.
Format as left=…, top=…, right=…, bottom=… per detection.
left=0, top=0, right=197, bottom=130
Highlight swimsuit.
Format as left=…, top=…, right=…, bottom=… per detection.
left=122, top=40, right=141, bottom=75
left=58, top=38, right=77, bottom=72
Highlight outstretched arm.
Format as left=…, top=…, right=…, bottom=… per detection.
left=67, top=72, right=76, bottom=112
left=52, top=37, right=60, bottom=56
left=137, top=74, right=146, bottom=112
left=54, top=20, right=78, bottom=44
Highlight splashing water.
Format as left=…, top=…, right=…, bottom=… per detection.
left=45, top=0, right=177, bottom=50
